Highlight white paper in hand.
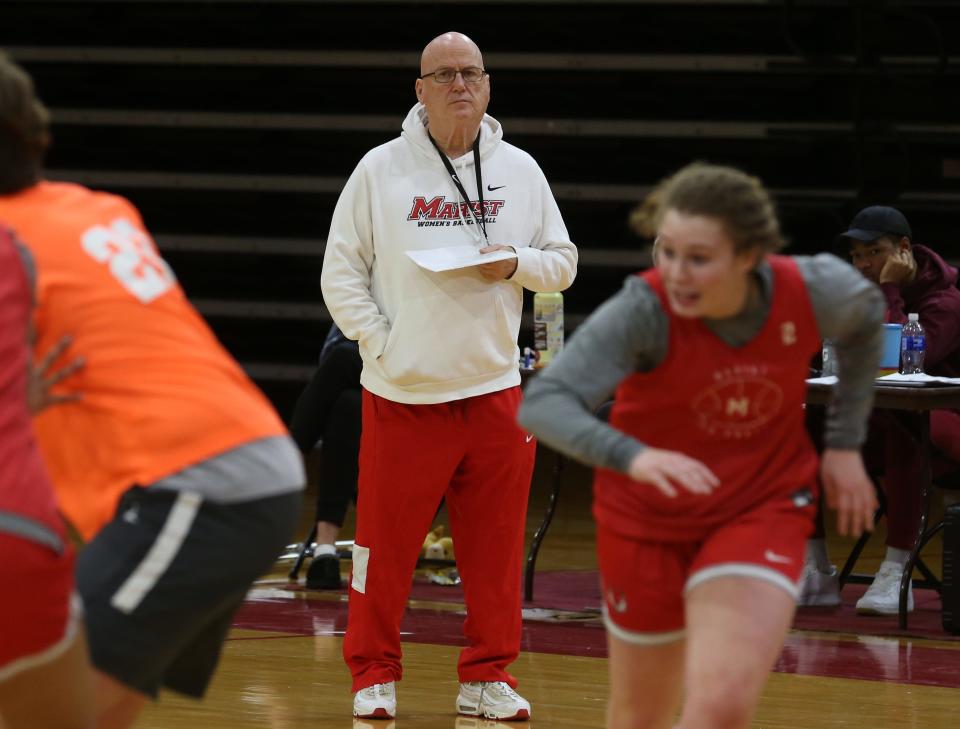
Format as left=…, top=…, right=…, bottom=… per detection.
left=405, top=245, right=517, bottom=273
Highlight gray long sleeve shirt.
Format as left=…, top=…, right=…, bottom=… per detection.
left=518, top=254, right=885, bottom=473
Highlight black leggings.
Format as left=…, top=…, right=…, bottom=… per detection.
left=289, top=341, right=362, bottom=528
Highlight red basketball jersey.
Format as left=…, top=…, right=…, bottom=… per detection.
left=594, top=255, right=821, bottom=541
left=0, top=225, right=64, bottom=537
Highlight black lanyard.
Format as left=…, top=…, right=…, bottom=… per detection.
left=428, top=132, right=488, bottom=244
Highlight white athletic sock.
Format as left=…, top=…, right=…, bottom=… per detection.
left=805, top=538, right=832, bottom=572
left=313, top=543, right=337, bottom=558
left=884, top=546, right=910, bottom=566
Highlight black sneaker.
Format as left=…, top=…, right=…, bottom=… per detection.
left=305, top=554, right=343, bottom=590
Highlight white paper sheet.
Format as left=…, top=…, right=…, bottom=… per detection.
left=405, top=245, right=517, bottom=273
left=877, top=373, right=960, bottom=386
left=806, top=373, right=960, bottom=387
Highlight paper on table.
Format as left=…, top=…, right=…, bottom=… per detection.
left=807, top=373, right=960, bottom=387
left=877, top=372, right=960, bottom=386
left=405, top=245, right=517, bottom=273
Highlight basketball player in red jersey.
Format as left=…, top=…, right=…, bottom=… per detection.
left=0, top=54, right=304, bottom=728
left=520, top=163, right=883, bottom=729
left=0, top=224, right=94, bottom=729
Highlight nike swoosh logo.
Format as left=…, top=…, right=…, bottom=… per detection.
left=487, top=184, right=506, bottom=191
left=606, top=589, right=628, bottom=613
left=525, top=434, right=535, bottom=443
left=764, top=549, right=793, bottom=565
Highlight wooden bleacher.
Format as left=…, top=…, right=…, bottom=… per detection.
left=3, top=0, right=958, bottom=414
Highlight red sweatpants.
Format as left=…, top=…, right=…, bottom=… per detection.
left=343, top=386, right=536, bottom=692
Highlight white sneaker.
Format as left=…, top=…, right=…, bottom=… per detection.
left=353, top=682, right=396, bottom=719
left=457, top=681, right=531, bottom=721
left=856, top=560, right=914, bottom=616
left=797, top=563, right=842, bottom=607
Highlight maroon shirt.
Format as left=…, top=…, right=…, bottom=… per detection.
left=880, top=244, right=960, bottom=377
left=593, top=256, right=821, bottom=541
left=0, top=225, right=64, bottom=539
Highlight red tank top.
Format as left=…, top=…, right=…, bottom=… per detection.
left=593, top=255, right=821, bottom=541
left=0, top=226, right=64, bottom=539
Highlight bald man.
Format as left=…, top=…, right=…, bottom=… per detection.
left=322, top=32, right=577, bottom=720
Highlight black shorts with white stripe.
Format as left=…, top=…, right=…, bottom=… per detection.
left=76, top=486, right=300, bottom=698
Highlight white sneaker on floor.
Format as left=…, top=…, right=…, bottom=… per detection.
left=797, top=562, right=842, bottom=607
left=457, top=681, right=531, bottom=721
left=353, top=682, right=396, bottom=719
left=855, top=560, right=914, bottom=616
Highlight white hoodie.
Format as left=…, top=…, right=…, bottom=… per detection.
left=321, top=103, right=578, bottom=404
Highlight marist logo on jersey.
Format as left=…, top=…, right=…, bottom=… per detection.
left=691, top=364, right=784, bottom=439
left=406, top=196, right=505, bottom=228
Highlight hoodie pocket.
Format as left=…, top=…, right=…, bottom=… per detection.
left=378, top=288, right=518, bottom=387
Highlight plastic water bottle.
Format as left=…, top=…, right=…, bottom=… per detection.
left=821, top=340, right=838, bottom=377
left=533, top=292, right=564, bottom=368
left=900, top=313, right=926, bottom=374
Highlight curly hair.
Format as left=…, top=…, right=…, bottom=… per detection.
left=630, top=162, right=785, bottom=255
left=0, top=52, right=50, bottom=194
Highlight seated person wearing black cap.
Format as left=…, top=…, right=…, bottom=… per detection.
left=800, top=206, right=960, bottom=614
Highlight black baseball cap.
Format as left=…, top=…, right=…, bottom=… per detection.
left=841, top=205, right=912, bottom=241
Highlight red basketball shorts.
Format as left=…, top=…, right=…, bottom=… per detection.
left=0, top=533, right=79, bottom=682
left=597, top=492, right=815, bottom=644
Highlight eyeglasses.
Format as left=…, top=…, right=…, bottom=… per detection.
left=419, top=66, right=487, bottom=84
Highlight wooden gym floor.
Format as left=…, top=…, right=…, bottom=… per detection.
left=135, top=457, right=960, bottom=728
